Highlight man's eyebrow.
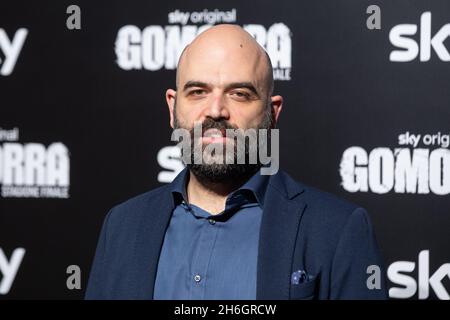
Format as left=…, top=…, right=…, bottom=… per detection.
left=183, top=81, right=210, bottom=92
left=182, top=81, right=259, bottom=96
left=225, top=82, right=259, bottom=96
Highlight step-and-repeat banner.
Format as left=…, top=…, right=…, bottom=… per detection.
left=1, top=0, right=449, bottom=299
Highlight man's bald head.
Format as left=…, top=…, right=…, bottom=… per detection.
left=176, top=24, right=274, bottom=99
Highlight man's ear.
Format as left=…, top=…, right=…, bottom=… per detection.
left=270, top=95, right=283, bottom=128
left=166, top=89, right=177, bottom=129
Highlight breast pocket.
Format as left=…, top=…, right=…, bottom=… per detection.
left=289, top=274, right=318, bottom=300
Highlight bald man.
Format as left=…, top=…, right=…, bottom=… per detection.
left=85, top=25, right=387, bottom=300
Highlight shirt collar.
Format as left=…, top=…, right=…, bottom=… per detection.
left=169, top=167, right=269, bottom=208
left=169, top=167, right=189, bottom=205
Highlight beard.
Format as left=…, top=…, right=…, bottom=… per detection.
left=173, top=104, right=273, bottom=184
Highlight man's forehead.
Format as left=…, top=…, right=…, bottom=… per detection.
left=182, top=49, right=261, bottom=71
left=177, top=56, right=265, bottom=89
left=175, top=25, right=272, bottom=94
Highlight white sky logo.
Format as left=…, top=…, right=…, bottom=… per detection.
left=0, top=28, right=27, bottom=76
left=390, top=12, right=450, bottom=62
left=0, top=247, right=25, bottom=295
left=157, top=146, right=184, bottom=183
left=388, top=250, right=450, bottom=300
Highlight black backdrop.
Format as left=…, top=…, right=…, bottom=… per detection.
left=1, top=0, right=449, bottom=299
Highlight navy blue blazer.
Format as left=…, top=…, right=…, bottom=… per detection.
left=85, top=169, right=388, bottom=300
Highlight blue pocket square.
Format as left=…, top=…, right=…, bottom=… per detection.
left=291, top=270, right=313, bottom=285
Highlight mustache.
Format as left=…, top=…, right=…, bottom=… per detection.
left=190, top=118, right=239, bottom=137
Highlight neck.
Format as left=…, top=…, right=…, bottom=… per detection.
left=186, top=171, right=249, bottom=215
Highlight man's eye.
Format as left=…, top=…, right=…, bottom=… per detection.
left=190, top=89, right=206, bottom=96
left=232, top=91, right=250, bottom=99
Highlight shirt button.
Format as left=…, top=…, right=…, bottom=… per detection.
left=194, top=274, right=201, bottom=282
left=208, top=219, right=216, bottom=225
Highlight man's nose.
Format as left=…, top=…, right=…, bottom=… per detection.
left=203, top=94, right=230, bottom=120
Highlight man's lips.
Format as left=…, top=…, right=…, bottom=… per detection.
left=201, top=128, right=229, bottom=143
left=202, top=128, right=224, bottom=137
left=201, top=136, right=229, bottom=143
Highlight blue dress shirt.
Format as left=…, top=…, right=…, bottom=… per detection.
left=153, top=169, right=269, bottom=300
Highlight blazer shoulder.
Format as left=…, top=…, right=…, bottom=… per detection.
left=304, top=184, right=360, bottom=214
left=279, top=170, right=362, bottom=221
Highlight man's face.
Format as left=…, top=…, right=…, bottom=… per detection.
left=165, top=26, right=283, bottom=182
left=173, top=42, right=271, bottom=133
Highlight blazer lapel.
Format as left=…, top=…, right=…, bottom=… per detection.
left=134, top=187, right=175, bottom=299
left=256, top=172, right=307, bottom=299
